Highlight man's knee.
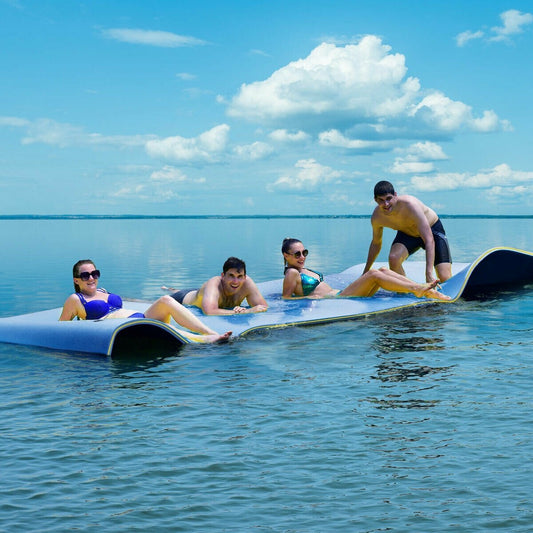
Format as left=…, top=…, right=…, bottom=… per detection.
left=436, top=263, right=452, bottom=282
left=388, top=250, right=405, bottom=269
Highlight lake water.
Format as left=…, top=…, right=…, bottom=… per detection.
left=1, top=216, right=532, bottom=532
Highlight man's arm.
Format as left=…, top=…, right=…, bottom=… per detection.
left=363, top=220, right=383, bottom=273
left=243, top=278, right=268, bottom=313
left=200, top=278, right=236, bottom=315
left=411, top=207, right=436, bottom=283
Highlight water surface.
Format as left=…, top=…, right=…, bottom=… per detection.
left=0, top=217, right=532, bottom=531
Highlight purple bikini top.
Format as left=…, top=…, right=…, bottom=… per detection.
left=76, top=289, right=123, bottom=320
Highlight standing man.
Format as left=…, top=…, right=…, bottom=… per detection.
left=363, top=180, right=452, bottom=283
left=168, top=257, right=268, bottom=315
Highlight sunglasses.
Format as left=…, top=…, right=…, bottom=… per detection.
left=77, top=270, right=101, bottom=281
left=287, top=249, right=308, bottom=258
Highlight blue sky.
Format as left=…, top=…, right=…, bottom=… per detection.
left=1, top=0, right=532, bottom=215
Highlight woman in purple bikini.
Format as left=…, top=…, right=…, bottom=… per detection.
left=59, top=259, right=231, bottom=343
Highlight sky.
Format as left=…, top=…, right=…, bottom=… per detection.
left=1, top=0, right=533, bottom=216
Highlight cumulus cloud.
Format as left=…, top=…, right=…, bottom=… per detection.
left=391, top=142, right=447, bottom=175
left=409, top=164, right=533, bottom=193
left=405, top=141, right=448, bottom=161
left=18, top=118, right=154, bottom=147
left=391, top=161, right=435, bottom=174
left=150, top=165, right=188, bottom=182
left=456, top=9, right=532, bottom=46
left=2, top=117, right=232, bottom=164
left=318, top=129, right=393, bottom=152
left=0, top=116, right=30, bottom=127
left=233, top=141, right=273, bottom=160
left=145, top=124, right=230, bottom=162
left=226, top=35, right=506, bottom=136
left=411, top=93, right=505, bottom=132
left=269, top=129, right=310, bottom=142
left=228, top=36, right=416, bottom=125
left=491, top=9, right=533, bottom=42
left=455, top=30, right=484, bottom=47
left=176, top=72, right=196, bottom=80
left=101, top=28, right=208, bottom=47
left=268, top=159, right=342, bottom=191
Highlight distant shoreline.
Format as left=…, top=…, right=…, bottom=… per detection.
left=0, top=214, right=531, bottom=220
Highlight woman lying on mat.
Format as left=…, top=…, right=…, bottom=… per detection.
left=59, top=259, right=231, bottom=343
left=281, top=238, right=450, bottom=301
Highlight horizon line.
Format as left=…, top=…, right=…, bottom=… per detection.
left=0, top=214, right=532, bottom=220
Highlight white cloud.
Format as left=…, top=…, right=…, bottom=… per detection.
left=269, top=129, right=310, bottom=142
left=0, top=116, right=30, bottom=127
left=227, top=36, right=417, bottom=124
left=391, top=161, right=435, bottom=174
left=268, top=158, right=342, bottom=191
left=233, top=141, right=273, bottom=160
left=150, top=166, right=188, bottom=182
left=111, top=184, right=146, bottom=198
left=145, top=124, right=230, bottom=162
left=20, top=118, right=154, bottom=147
left=409, top=164, right=533, bottom=192
left=226, top=35, right=506, bottom=136
left=491, top=9, right=533, bottom=42
left=405, top=141, right=448, bottom=161
left=318, top=129, right=393, bottom=152
left=250, top=49, right=271, bottom=57
left=390, top=142, right=447, bottom=175
left=455, top=30, right=484, bottom=47
left=176, top=72, right=196, bottom=80
left=150, top=165, right=206, bottom=184
left=456, top=10, right=533, bottom=46
left=487, top=185, right=530, bottom=198
left=411, top=92, right=501, bottom=132
left=101, top=28, right=208, bottom=47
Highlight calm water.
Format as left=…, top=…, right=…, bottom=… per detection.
left=1, top=217, right=532, bottom=532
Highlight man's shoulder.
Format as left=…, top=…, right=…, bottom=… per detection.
left=242, top=276, right=259, bottom=292
left=397, top=194, right=424, bottom=209
left=203, top=276, right=222, bottom=291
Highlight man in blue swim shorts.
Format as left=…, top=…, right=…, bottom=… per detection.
left=167, top=257, right=268, bottom=315
left=363, top=180, right=452, bottom=283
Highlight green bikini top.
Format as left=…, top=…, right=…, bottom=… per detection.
left=300, top=269, right=323, bottom=296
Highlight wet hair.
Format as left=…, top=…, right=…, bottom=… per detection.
left=223, top=256, right=246, bottom=275
left=281, top=237, right=303, bottom=271
left=72, top=259, right=96, bottom=293
left=374, top=180, right=395, bottom=198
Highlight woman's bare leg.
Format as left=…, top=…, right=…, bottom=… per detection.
left=339, top=269, right=450, bottom=300
left=145, top=295, right=232, bottom=337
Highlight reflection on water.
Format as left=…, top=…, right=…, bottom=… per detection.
left=372, top=361, right=452, bottom=382
left=364, top=396, right=440, bottom=409
left=369, top=306, right=447, bottom=355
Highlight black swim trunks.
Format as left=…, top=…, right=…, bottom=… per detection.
left=392, top=219, right=452, bottom=265
left=170, top=289, right=197, bottom=305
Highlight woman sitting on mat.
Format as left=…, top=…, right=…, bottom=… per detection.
left=281, top=238, right=450, bottom=301
left=59, top=259, right=231, bottom=343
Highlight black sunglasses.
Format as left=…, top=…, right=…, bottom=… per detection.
left=287, top=249, right=309, bottom=259
left=78, top=270, right=101, bottom=281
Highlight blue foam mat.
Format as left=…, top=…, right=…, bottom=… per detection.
left=0, top=247, right=531, bottom=356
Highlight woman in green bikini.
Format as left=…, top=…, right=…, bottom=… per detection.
left=281, top=238, right=450, bottom=300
